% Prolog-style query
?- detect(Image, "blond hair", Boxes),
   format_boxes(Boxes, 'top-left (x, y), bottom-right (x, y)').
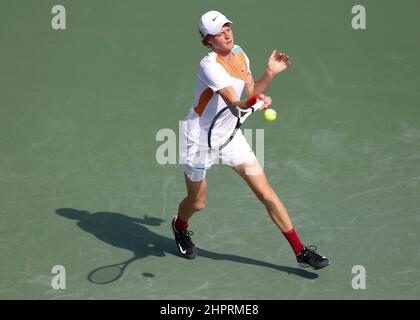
top-left (199, 31), bottom-right (212, 48)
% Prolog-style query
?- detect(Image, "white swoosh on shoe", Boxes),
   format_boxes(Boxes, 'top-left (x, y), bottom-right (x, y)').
top-left (178, 244), bottom-right (187, 254)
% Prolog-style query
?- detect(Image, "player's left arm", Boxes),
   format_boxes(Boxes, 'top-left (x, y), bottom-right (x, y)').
top-left (246, 50), bottom-right (291, 95)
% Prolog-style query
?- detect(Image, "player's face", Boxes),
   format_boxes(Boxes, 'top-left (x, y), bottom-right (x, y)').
top-left (208, 24), bottom-right (234, 53)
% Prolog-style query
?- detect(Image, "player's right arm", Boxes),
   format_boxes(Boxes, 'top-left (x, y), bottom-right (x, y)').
top-left (217, 86), bottom-right (271, 111)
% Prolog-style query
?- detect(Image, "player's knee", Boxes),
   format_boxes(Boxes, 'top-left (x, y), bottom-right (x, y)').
top-left (256, 189), bottom-right (275, 205)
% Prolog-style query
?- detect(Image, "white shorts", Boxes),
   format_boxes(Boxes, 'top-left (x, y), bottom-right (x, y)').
top-left (180, 130), bottom-right (256, 182)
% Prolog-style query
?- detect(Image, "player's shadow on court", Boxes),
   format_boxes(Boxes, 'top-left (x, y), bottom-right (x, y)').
top-left (55, 208), bottom-right (318, 284)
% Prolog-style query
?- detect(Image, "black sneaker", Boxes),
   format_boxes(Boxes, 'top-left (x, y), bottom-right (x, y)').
top-left (171, 217), bottom-right (197, 259)
top-left (296, 246), bottom-right (330, 270)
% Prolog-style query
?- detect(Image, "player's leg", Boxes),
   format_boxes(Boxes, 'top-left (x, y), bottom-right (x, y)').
top-left (232, 159), bottom-right (330, 270)
top-left (232, 160), bottom-right (294, 232)
top-left (172, 167), bottom-right (207, 259)
top-left (178, 173), bottom-right (207, 222)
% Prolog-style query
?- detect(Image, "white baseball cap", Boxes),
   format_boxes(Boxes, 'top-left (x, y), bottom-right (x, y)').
top-left (198, 10), bottom-right (233, 37)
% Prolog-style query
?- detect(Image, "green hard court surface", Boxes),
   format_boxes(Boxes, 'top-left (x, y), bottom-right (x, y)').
top-left (1, 0), bottom-right (419, 299)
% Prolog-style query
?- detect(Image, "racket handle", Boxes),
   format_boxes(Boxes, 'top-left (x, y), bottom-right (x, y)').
top-left (250, 100), bottom-right (264, 112)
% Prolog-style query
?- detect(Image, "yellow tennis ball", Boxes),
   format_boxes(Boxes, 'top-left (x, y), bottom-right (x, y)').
top-left (264, 108), bottom-right (277, 121)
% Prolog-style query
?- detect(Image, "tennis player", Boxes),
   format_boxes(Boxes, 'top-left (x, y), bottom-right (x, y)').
top-left (173, 10), bottom-right (329, 270)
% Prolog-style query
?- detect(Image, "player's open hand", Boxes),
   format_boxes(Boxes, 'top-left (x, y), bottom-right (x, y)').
top-left (267, 50), bottom-right (291, 76)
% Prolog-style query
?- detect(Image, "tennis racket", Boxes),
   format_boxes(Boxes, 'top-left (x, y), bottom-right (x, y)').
top-left (208, 100), bottom-right (264, 150)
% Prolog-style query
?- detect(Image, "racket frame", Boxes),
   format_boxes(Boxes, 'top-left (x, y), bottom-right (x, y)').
top-left (208, 100), bottom-right (264, 150)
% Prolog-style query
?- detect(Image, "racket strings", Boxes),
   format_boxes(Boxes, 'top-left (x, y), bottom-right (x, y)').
top-left (209, 107), bottom-right (240, 150)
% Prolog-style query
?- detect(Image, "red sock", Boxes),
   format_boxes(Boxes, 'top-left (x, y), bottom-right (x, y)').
top-left (175, 216), bottom-right (189, 232)
top-left (282, 228), bottom-right (304, 255)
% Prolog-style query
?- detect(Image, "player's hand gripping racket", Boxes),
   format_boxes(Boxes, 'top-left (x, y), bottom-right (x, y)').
top-left (208, 100), bottom-right (264, 150)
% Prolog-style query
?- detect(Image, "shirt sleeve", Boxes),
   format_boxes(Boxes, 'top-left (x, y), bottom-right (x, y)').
top-left (243, 51), bottom-right (252, 76)
top-left (198, 60), bottom-right (230, 92)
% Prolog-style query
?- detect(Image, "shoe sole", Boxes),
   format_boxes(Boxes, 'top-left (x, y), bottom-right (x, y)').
top-left (171, 217), bottom-right (197, 259)
top-left (298, 261), bottom-right (330, 270)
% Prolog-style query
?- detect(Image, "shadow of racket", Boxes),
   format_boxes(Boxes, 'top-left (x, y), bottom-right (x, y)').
top-left (87, 256), bottom-right (139, 285)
